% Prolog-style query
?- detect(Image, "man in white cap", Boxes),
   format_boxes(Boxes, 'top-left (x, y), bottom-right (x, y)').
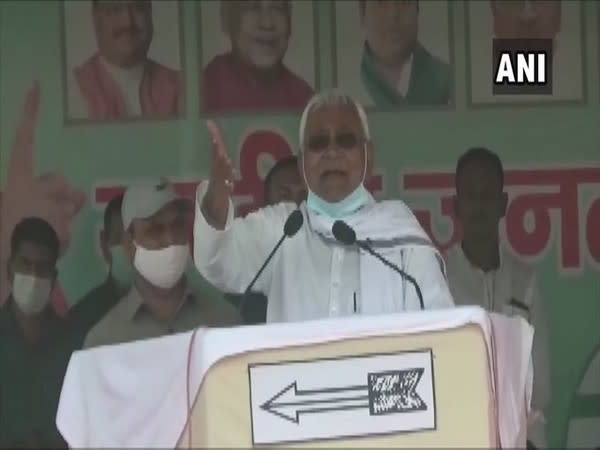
top-left (84, 178), bottom-right (239, 348)
top-left (193, 90), bottom-right (454, 323)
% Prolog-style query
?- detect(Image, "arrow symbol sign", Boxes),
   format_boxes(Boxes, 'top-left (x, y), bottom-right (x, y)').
top-left (249, 350), bottom-right (436, 445)
top-left (260, 369), bottom-right (427, 424)
top-left (260, 381), bottom-right (369, 423)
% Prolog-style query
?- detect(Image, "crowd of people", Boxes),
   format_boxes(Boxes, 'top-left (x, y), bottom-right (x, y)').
top-left (1, 90), bottom-right (549, 448)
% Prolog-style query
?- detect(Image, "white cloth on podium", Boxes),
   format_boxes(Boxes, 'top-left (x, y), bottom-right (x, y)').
top-left (56, 306), bottom-right (533, 449)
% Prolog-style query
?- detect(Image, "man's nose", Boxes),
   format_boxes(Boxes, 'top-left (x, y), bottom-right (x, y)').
top-left (385, 0), bottom-right (410, 18)
top-left (161, 229), bottom-right (178, 247)
top-left (323, 140), bottom-right (344, 158)
top-left (324, 147), bottom-right (340, 160)
top-left (118, 5), bottom-right (137, 27)
top-left (31, 263), bottom-right (49, 278)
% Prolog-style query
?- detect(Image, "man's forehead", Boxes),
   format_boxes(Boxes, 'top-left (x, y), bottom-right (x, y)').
top-left (305, 103), bottom-right (362, 131)
top-left (14, 241), bottom-right (54, 262)
top-left (460, 158), bottom-right (499, 174)
top-left (138, 201), bottom-right (186, 226)
top-left (457, 163), bottom-right (502, 187)
top-left (271, 165), bottom-right (301, 182)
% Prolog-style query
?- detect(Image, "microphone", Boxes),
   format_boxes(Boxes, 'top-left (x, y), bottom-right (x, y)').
top-left (332, 220), bottom-right (424, 310)
top-left (240, 209), bottom-right (304, 306)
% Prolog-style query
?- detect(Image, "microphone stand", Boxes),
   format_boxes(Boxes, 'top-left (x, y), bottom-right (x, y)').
top-left (357, 239), bottom-right (424, 310)
top-left (242, 234), bottom-right (286, 299)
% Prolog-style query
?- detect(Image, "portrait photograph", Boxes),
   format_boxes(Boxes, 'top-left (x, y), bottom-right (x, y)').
top-left (198, 0), bottom-right (318, 115)
top-left (332, 0), bottom-right (454, 110)
top-left (62, 0), bottom-right (184, 124)
top-left (467, 0), bottom-right (585, 106)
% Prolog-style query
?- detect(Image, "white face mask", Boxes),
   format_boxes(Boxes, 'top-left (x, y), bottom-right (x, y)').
top-left (12, 273), bottom-right (52, 315)
top-left (133, 243), bottom-right (189, 289)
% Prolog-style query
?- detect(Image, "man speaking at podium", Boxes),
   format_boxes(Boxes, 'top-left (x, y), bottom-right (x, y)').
top-left (193, 90), bottom-right (454, 322)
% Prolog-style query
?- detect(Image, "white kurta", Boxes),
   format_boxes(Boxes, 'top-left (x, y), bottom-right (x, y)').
top-left (445, 244), bottom-right (551, 447)
top-left (193, 182), bottom-right (454, 323)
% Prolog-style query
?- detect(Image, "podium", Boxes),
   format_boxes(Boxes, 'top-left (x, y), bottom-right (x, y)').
top-left (56, 307), bottom-right (532, 449)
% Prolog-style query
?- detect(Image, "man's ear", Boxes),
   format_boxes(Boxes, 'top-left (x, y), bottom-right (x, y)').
top-left (51, 267), bottom-right (59, 288)
top-left (500, 192), bottom-right (508, 218)
top-left (452, 194), bottom-right (459, 218)
top-left (7, 259), bottom-right (14, 284)
top-left (297, 152), bottom-right (307, 187)
top-left (123, 229), bottom-right (136, 264)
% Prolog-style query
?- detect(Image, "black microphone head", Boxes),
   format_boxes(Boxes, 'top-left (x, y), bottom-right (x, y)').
top-left (332, 220), bottom-right (356, 245)
top-left (283, 209), bottom-right (304, 237)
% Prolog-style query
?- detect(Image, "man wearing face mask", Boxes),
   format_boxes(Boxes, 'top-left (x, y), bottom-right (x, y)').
top-left (0, 218), bottom-right (78, 448)
top-left (69, 194), bottom-right (131, 342)
top-left (84, 178), bottom-right (239, 349)
top-left (194, 90), bottom-right (454, 323)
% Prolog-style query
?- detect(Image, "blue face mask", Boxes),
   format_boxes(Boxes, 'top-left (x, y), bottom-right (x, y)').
top-left (109, 246), bottom-right (134, 290)
top-left (306, 183), bottom-right (370, 219)
top-left (304, 140), bottom-right (370, 219)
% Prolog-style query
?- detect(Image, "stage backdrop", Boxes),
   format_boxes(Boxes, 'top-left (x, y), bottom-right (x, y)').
top-left (1, 1), bottom-right (598, 447)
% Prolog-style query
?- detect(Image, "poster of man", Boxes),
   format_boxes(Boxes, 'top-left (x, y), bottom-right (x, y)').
top-left (199, 0), bottom-right (316, 115)
top-left (62, 0), bottom-right (184, 123)
top-left (333, 0), bottom-right (453, 109)
top-left (467, 0), bottom-right (584, 106)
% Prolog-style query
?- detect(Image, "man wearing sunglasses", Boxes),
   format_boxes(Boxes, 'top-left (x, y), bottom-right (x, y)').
top-left (193, 90), bottom-right (454, 323)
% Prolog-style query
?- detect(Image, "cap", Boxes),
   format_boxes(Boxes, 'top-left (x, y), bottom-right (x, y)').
top-left (121, 177), bottom-right (190, 230)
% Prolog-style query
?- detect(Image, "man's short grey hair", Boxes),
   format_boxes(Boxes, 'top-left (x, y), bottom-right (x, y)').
top-left (298, 90), bottom-right (371, 151)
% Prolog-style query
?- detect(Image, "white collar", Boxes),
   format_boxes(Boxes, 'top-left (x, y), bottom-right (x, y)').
top-left (368, 49), bottom-right (414, 98)
top-left (99, 56), bottom-right (145, 86)
top-left (395, 52), bottom-right (414, 97)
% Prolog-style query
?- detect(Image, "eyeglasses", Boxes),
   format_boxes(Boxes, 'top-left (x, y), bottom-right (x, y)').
top-left (305, 132), bottom-right (362, 153)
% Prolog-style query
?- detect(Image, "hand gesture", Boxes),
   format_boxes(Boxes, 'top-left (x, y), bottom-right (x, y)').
top-left (202, 120), bottom-right (237, 228)
top-left (206, 119), bottom-right (236, 191)
top-left (0, 82), bottom-right (86, 302)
